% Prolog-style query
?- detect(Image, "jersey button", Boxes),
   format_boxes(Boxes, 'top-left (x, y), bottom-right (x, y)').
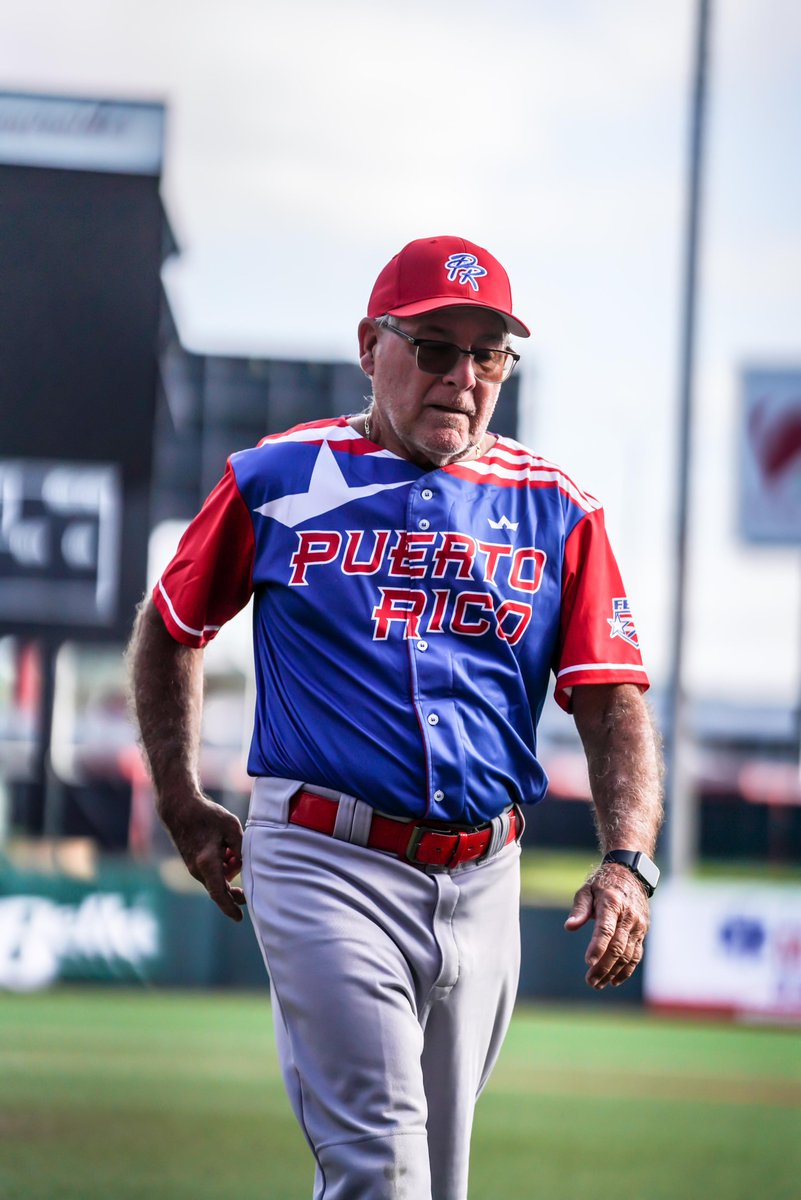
top-left (418, 518), bottom-right (431, 531)
top-left (421, 488), bottom-right (433, 501)
top-left (416, 640), bottom-right (428, 651)
top-left (427, 713), bottom-right (439, 726)
top-left (433, 789), bottom-right (445, 802)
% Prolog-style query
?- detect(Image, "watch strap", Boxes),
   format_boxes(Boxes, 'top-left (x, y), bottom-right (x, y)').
top-left (601, 849), bottom-right (659, 897)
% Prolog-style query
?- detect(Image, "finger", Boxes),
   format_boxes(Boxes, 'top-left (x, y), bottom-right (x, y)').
top-left (608, 933), bottom-right (645, 987)
top-left (223, 846), bottom-right (243, 881)
top-left (607, 958), bottom-right (639, 988)
top-left (590, 942), bottom-right (632, 989)
top-left (208, 879), bottom-right (247, 922)
top-left (223, 819), bottom-right (244, 855)
top-left (584, 902), bottom-right (622, 970)
top-left (195, 848), bottom-right (246, 922)
top-left (564, 884), bottom-right (594, 930)
top-left (602, 954), bottom-right (638, 989)
top-left (590, 913), bottom-right (646, 989)
top-left (586, 907), bottom-right (634, 987)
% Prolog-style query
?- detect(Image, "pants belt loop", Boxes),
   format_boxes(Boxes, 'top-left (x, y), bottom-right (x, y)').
top-left (486, 809), bottom-right (511, 859)
top-left (332, 794), bottom-right (357, 841)
top-left (349, 798), bottom-right (374, 847)
top-left (332, 793), bottom-right (373, 847)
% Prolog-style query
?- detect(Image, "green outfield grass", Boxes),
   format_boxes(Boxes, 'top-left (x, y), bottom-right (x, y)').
top-left (1, 988), bottom-right (799, 1200)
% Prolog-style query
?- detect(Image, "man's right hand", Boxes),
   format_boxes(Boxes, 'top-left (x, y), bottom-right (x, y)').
top-left (162, 792), bottom-right (247, 922)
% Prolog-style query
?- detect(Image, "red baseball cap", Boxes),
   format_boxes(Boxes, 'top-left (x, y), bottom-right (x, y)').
top-left (367, 235), bottom-right (530, 338)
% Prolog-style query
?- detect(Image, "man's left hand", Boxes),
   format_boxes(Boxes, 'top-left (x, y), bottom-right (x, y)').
top-left (564, 862), bottom-right (650, 989)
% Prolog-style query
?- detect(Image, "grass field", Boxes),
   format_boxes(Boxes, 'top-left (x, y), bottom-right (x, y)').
top-left (1, 987), bottom-right (800, 1200)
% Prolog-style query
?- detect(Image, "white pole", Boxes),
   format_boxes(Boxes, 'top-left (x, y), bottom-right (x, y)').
top-left (664, 0), bottom-right (712, 877)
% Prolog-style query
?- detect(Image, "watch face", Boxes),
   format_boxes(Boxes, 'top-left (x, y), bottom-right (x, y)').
top-left (633, 852), bottom-right (660, 892)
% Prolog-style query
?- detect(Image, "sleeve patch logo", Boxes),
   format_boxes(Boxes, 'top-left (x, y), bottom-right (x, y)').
top-left (607, 597), bottom-right (639, 648)
top-left (443, 253), bottom-right (488, 292)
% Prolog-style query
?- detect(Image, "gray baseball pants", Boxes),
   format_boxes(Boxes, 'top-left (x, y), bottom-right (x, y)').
top-left (242, 777), bottom-right (522, 1200)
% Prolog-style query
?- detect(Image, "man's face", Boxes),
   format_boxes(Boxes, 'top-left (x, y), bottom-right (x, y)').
top-left (357, 306), bottom-right (509, 468)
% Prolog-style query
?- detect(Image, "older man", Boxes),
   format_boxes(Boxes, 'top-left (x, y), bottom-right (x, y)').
top-left (129, 235), bottom-right (662, 1200)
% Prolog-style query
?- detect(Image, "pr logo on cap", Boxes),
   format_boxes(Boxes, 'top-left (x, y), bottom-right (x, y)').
top-left (443, 253), bottom-right (488, 292)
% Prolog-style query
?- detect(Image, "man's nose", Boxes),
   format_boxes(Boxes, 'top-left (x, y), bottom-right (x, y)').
top-left (442, 350), bottom-right (477, 388)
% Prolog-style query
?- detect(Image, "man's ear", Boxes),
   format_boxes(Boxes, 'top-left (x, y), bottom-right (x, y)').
top-left (357, 318), bottom-right (378, 377)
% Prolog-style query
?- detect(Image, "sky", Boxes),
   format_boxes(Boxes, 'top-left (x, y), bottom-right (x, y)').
top-left (2, 0), bottom-right (800, 705)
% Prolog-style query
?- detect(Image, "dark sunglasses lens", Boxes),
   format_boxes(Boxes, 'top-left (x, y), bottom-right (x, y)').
top-left (416, 342), bottom-right (512, 381)
top-left (471, 350), bottom-right (509, 382)
top-left (416, 341), bottom-right (461, 375)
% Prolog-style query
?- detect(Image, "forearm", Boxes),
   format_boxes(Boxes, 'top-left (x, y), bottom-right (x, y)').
top-left (127, 598), bottom-right (246, 921)
top-left (127, 597), bottom-right (205, 816)
top-left (566, 684), bottom-right (663, 988)
top-left (572, 683), bottom-right (664, 856)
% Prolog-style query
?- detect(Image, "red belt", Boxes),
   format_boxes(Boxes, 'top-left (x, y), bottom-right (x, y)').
top-left (288, 789), bottom-right (519, 870)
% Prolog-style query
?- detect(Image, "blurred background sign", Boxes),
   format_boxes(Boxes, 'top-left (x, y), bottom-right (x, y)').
top-left (645, 879), bottom-right (801, 1020)
top-left (0, 91), bottom-right (166, 643)
top-left (0, 459), bottom-right (121, 628)
top-left (739, 367), bottom-right (801, 544)
top-left (0, 92), bottom-right (164, 175)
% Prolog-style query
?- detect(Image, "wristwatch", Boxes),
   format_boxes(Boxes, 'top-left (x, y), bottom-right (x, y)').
top-left (601, 849), bottom-right (660, 897)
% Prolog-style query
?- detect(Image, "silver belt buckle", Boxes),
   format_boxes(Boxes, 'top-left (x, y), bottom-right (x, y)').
top-left (404, 824), bottom-right (426, 863)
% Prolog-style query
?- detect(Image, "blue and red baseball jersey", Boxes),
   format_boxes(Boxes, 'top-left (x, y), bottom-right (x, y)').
top-left (154, 418), bottom-right (648, 823)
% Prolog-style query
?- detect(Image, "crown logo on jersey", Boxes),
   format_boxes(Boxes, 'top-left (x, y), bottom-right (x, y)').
top-left (607, 597), bottom-right (639, 648)
top-left (443, 253), bottom-right (488, 292)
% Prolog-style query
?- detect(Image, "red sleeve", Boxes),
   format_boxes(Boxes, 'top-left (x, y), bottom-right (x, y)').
top-left (153, 461), bottom-right (255, 648)
top-left (553, 508), bottom-right (650, 712)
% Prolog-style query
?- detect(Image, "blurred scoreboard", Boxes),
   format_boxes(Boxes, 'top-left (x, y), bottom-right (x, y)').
top-left (0, 93), bottom-right (166, 641)
top-left (0, 459), bottom-right (121, 627)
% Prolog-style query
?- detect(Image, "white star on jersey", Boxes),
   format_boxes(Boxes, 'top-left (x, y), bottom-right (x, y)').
top-left (253, 440), bottom-right (411, 529)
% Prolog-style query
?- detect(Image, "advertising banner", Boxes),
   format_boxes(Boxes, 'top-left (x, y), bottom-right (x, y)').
top-left (0, 92), bottom-right (164, 175)
top-left (740, 368), bottom-right (801, 543)
top-left (0, 869), bottom-right (161, 992)
top-left (644, 880), bottom-right (801, 1021)
top-left (0, 865), bottom-right (266, 992)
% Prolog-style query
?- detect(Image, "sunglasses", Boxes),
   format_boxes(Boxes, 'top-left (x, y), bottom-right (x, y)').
top-left (379, 320), bottom-right (520, 383)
